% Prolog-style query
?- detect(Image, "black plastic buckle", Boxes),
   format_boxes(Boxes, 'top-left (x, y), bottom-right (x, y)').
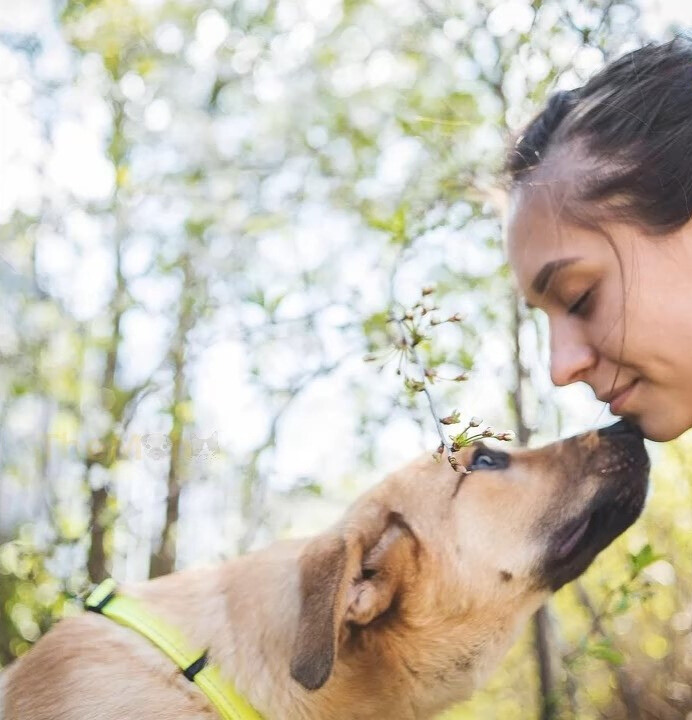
top-left (86, 590), bottom-right (116, 614)
top-left (182, 652), bottom-right (209, 681)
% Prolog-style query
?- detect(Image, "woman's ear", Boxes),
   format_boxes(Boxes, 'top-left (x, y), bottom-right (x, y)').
top-left (289, 510), bottom-right (418, 691)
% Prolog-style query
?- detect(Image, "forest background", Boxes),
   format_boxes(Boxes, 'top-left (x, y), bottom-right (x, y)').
top-left (1, 0), bottom-right (692, 718)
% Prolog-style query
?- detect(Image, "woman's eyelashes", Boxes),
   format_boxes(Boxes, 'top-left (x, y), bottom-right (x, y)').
top-left (567, 287), bottom-right (594, 317)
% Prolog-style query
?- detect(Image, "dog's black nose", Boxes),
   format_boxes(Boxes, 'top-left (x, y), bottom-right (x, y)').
top-left (597, 419), bottom-right (643, 438)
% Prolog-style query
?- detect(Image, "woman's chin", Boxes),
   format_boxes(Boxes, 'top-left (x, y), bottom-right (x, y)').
top-left (637, 411), bottom-right (691, 443)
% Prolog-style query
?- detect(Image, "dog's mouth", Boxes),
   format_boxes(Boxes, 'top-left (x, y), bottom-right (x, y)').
top-left (552, 500), bottom-right (620, 566)
top-left (541, 466), bottom-right (649, 592)
top-left (556, 513), bottom-right (593, 560)
top-left (535, 422), bottom-right (651, 592)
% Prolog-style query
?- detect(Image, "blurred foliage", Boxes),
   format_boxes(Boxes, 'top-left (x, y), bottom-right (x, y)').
top-left (0, 0), bottom-right (689, 718)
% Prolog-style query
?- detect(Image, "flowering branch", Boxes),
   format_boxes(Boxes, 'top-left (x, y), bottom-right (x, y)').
top-left (364, 286), bottom-right (515, 472)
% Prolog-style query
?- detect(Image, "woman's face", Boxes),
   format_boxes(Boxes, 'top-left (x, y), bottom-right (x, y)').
top-left (507, 184), bottom-right (692, 442)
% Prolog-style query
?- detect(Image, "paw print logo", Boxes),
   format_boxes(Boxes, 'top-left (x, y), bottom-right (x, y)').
top-left (142, 433), bottom-right (172, 460)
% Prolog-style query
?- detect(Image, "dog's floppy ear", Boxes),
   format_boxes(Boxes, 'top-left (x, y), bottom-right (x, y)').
top-left (289, 532), bottom-right (357, 691)
top-left (290, 509), bottom-right (418, 691)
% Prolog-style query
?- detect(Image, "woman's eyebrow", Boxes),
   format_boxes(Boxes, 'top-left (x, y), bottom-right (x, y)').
top-left (531, 256), bottom-right (582, 295)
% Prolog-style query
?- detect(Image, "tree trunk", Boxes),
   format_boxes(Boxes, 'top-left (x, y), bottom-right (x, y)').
top-left (86, 104), bottom-right (128, 584)
top-left (149, 254), bottom-right (195, 578)
top-left (534, 606), bottom-right (560, 720)
top-left (509, 291), bottom-right (562, 719)
top-left (87, 485), bottom-right (109, 583)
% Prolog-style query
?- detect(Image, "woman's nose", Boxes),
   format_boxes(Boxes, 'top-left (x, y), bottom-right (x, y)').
top-left (549, 319), bottom-right (597, 386)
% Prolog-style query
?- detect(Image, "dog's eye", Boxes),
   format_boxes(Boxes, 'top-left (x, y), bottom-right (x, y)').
top-left (469, 449), bottom-right (509, 471)
top-left (472, 454), bottom-right (497, 469)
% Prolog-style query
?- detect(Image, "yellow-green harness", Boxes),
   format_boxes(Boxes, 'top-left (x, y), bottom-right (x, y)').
top-left (85, 579), bottom-right (263, 720)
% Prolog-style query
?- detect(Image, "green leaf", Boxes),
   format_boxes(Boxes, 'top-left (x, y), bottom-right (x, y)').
top-left (628, 544), bottom-right (663, 578)
top-left (587, 640), bottom-right (625, 666)
top-left (362, 311), bottom-right (390, 339)
top-left (612, 590), bottom-right (631, 615)
top-left (363, 204), bottom-right (410, 246)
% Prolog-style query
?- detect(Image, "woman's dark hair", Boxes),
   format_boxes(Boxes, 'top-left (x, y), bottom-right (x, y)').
top-left (506, 36), bottom-right (692, 234)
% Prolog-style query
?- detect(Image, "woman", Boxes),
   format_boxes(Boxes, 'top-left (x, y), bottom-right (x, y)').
top-left (505, 37), bottom-right (692, 443)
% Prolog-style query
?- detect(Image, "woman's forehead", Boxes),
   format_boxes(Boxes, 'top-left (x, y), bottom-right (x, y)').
top-left (506, 185), bottom-right (570, 266)
top-left (506, 184), bottom-right (611, 289)
top-left (507, 177), bottom-right (574, 240)
top-left (506, 141), bottom-right (604, 245)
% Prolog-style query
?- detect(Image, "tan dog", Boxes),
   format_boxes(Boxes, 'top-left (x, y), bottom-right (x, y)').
top-left (1, 419), bottom-right (649, 720)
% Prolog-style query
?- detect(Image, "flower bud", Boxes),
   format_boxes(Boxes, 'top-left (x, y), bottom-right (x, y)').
top-left (405, 378), bottom-right (425, 393)
top-left (432, 443), bottom-right (445, 463)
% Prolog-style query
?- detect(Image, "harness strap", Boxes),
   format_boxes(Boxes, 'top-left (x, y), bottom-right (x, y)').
top-left (85, 579), bottom-right (264, 720)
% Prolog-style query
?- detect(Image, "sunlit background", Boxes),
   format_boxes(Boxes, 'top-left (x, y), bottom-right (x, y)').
top-left (2, 0), bottom-right (692, 717)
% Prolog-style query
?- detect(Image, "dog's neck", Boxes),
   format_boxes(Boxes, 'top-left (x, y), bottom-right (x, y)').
top-left (127, 541), bottom-right (542, 720)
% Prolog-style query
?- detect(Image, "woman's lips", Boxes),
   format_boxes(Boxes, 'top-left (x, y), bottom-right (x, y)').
top-left (609, 379), bottom-right (639, 414)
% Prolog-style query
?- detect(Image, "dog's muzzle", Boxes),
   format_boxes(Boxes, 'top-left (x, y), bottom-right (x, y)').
top-left (597, 418), bottom-right (644, 439)
top-left (539, 420), bottom-right (650, 591)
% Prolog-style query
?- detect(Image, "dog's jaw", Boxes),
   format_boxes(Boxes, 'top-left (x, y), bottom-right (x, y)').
top-left (537, 428), bottom-right (650, 592)
top-left (291, 583), bottom-right (551, 720)
top-left (206, 546), bottom-right (542, 720)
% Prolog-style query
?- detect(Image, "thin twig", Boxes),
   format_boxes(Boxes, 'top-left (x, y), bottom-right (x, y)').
top-left (395, 318), bottom-right (450, 453)
top-left (573, 582), bottom-right (643, 720)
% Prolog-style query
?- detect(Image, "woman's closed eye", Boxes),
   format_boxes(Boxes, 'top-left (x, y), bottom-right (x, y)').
top-left (567, 288), bottom-right (594, 316)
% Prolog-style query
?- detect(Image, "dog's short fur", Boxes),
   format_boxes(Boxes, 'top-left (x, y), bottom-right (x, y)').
top-left (1, 421), bottom-right (649, 720)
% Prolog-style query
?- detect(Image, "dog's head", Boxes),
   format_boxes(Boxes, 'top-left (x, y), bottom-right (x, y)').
top-left (290, 419), bottom-right (649, 706)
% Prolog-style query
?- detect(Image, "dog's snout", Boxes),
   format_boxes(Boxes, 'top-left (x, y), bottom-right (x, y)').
top-left (597, 419), bottom-right (643, 438)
